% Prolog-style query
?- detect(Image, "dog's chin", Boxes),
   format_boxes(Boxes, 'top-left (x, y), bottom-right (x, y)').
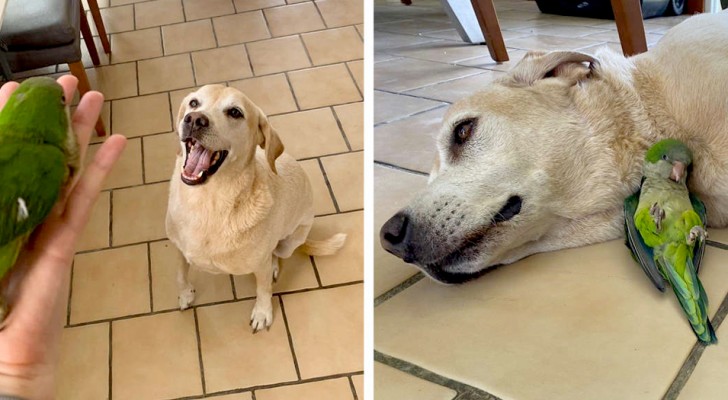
top-left (180, 138), bottom-right (229, 186)
top-left (418, 250), bottom-right (499, 284)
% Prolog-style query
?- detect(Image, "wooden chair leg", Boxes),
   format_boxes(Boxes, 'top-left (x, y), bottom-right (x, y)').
top-left (610, 0), bottom-right (647, 56)
top-left (87, 0), bottom-right (111, 54)
top-left (469, 0), bottom-right (509, 62)
top-left (79, 3), bottom-right (101, 66)
top-left (68, 62), bottom-right (106, 137)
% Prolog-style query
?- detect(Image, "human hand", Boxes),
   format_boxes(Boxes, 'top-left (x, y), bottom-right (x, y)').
top-left (0, 75), bottom-right (127, 399)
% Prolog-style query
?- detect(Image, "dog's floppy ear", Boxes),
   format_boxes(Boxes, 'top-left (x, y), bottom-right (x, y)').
top-left (257, 111), bottom-right (284, 174)
top-left (509, 50), bottom-right (599, 86)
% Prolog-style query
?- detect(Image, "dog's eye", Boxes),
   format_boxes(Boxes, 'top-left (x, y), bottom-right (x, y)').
top-left (226, 107), bottom-right (244, 119)
top-left (189, 99), bottom-right (199, 108)
top-left (453, 119), bottom-right (475, 145)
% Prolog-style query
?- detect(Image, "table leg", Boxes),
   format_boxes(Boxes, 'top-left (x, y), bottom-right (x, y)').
top-left (610, 0), bottom-right (648, 56)
top-left (469, 0), bottom-right (509, 62)
top-left (79, 3), bottom-right (101, 66)
top-left (87, 0), bottom-right (111, 54)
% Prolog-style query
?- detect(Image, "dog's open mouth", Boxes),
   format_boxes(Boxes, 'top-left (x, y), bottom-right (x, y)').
top-left (181, 138), bottom-right (228, 185)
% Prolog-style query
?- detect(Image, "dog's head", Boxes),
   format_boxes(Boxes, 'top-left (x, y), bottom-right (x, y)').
top-left (175, 85), bottom-right (284, 186)
top-left (380, 50), bottom-right (624, 283)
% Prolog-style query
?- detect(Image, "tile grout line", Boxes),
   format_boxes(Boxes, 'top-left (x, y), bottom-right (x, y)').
top-left (347, 375), bottom-right (359, 400)
top-left (311, 0), bottom-right (329, 30)
top-left (229, 274), bottom-right (238, 299)
top-left (192, 307), bottom-right (208, 395)
top-left (283, 72), bottom-right (301, 112)
top-left (66, 261), bottom-right (75, 326)
top-left (140, 134), bottom-right (147, 183)
top-left (330, 106), bottom-right (353, 152)
top-left (662, 289), bottom-right (728, 399)
top-left (317, 158), bottom-right (341, 214)
top-left (108, 190), bottom-right (114, 248)
top-left (374, 272), bottom-right (424, 307)
top-left (108, 321), bottom-right (113, 400)
top-left (278, 296), bottom-right (302, 381)
top-left (309, 256), bottom-right (323, 288)
top-left (375, 350), bottom-right (502, 400)
top-left (373, 160), bottom-right (429, 177)
top-left (65, 280), bottom-right (364, 328)
top-left (146, 242), bottom-right (154, 312)
top-left (343, 61), bottom-right (364, 100)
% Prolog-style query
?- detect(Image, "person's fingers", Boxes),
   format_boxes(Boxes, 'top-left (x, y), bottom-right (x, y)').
top-left (71, 91), bottom-right (104, 166)
top-left (56, 75), bottom-right (78, 107)
top-left (62, 135), bottom-right (127, 233)
top-left (0, 81), bottom-right (19, 109)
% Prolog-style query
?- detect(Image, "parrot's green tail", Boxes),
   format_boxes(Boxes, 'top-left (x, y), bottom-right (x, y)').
top-left (0, 236), bottom-right (25, 281)
top-left (663, 252), bottom-right (717, 345)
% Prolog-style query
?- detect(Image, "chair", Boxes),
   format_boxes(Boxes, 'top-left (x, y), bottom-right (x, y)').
top-left (0, 0), bottom-right (108, 136)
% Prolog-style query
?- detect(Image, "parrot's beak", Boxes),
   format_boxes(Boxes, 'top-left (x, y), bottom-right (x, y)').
top-left (670, 161), bottom-right (686, 182)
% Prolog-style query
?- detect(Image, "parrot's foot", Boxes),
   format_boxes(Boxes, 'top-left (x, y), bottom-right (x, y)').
top-left (178, 286), bottom-right (196, 311)
top-left (688, 226), bottom-right (708, 245)
top-left (650, 203), bottom-right (665, 231)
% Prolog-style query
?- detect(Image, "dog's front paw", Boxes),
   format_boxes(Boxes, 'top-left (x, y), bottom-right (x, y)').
top-left (179, 286), bottom-right (196, 310)
top-left (250, 301), bottom-right (273, 333)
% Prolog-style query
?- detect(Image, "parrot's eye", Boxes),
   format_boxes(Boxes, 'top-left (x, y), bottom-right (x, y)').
top-left (662, 154), bottom-right (668, 160)
top-left (226, 107), bottom-right (244, 119)
top-left (61, 95), bottom-right (66, 104)
top-left (189, 99), bottom-right (199, 108)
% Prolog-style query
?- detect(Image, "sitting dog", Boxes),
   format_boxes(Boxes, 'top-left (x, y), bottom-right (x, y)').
top-left (381, 11), bottom-right (728, 283)
top-left (166, 85), bottom-right (346, 331)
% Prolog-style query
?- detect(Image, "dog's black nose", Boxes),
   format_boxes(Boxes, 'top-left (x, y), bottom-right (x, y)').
top-left (380, 211), bottom-right (413, 261)
top-left (184, 111), bottom-right (209, 129)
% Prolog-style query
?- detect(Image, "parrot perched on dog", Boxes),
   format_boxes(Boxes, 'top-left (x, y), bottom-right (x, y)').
top-left (0, 77), bottom-right (77, 323)
top-left (624, 139), bottom-right (716, 344)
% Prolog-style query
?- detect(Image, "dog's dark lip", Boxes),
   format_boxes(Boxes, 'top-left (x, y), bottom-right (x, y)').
top-left (180, 138), bottom-right (229, 186)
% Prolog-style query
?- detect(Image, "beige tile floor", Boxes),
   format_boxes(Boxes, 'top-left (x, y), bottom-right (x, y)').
top-left (14, 0), bottom-right (363, 398)
top-left (373, 1), bottom-right (727, 399)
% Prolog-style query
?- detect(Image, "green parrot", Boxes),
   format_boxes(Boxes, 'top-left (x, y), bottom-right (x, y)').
top-left (0, 77), bottom-right (78, 323)
top-left (624, 139), bottom-right (716, 345)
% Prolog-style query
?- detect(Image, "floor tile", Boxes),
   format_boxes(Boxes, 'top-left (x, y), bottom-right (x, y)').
top-left (191, 44), bottom-right (253, 85)
top-left (321, 152), bottom-right (362, 212)
top-left (269, 108), bottom-right (348, 159)
top-left (387, 41), bottom-right (497, 64)
top-left (308, 211), bottom-right (363, 285)
top-left (405, 71), bottom-right (503, 103)
top-left (205, 394), bottom-right (253, 400)
top-left (247, 35), bottom-right (312, 76)
top-left (110, 0), bottom-right (146, 5)
top-left (138, 54), bottom-right (196, 94)
top-left (233, 0), bottom-right (284, 11)
top-left (162, 19), bottom-right (217, 55)
top-left (282, 284), bottom-right (363, 378)
top-left (375, 241), bottom-right (728, 400)
top-left (86, 137), bottom-right (143, 190)
top-left (196, 300), bottom-right (298, 392)
top-left (150, 240), bottom-right (235, 311)
top-left (373, 31), bottom-right (442, 52)
top-left (85, 62), bottom-right (138, 100)
top-left (373, 106), bottom-right (446, 173)
top-left (112, 93), bottom-right (172, 137)
top-left (375, 57), bottom-right (482, 92)
top-left (373, 91), bottom-right (444, 125)
top-left (373, 166), bottom-right (426, 296)
top-left (228, 74), bottom-right (298, 116)
top-left (347, 60), bottom-right (363, 92)
top-left (581, 30), bottom-right (665, 46)
top-left (233, 249), bottom-right (319, 298)
top-left (212, 11), bottom-right (271, 47)
top-left (456, 48), bottom-right (529, 72)
top-left (288, 64), bottom-right (362, 110)
top-left (83, 0), bottom-right (110, 9)
top-left (376, 19), bottom-right (453, 36)
top-left (302, 26), bottom-right (363, 65)
top-left (134, 0), bottom-right (185, 29)
top-left (315, 0), bottom-right (363, 27)
top-left (71, 245), bottom-right (150, 324)
top-left (375, 363), bottom-right (456, 400)
top-left (256, 378), bottom-right (355, 400)
top-left (333, 102), bottom-right (363, 150)
top-left (264, 2), bottom-right (325, 37)
top-left (511, 24), bottom-right (608, 38)
top-left (112, 182), bottom-right (169, 245)
top-left (506, 34), bottom-right (605, 51)
top-left (707, 229), bottom-right (728, 244)
top-left (352, 374), bottom-right (363, 399)
top-left (110, 28), bottom-right (164, 63)
top-left (112, 312), bottom-right (203, 399)
top-left (183, 0), bottom-right (235, 20)
top-left (87, 5), bottom-right (134, 35)
top-left (143, 132), bottom-right (179, 183)
top-left (299, 159), bottom-right (337, 215)
top-left (679, 318), bottom-right (728, 399)
top-left (56, 324), bottom-right (109, 400)
top-left (76, 191), bottom-right (110, 252)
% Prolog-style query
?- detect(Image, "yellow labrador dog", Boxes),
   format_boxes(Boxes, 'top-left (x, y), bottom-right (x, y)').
top-left (167, 85), bottom-right (346, 332)
top-left (381, 11), bottom-right (728, 283)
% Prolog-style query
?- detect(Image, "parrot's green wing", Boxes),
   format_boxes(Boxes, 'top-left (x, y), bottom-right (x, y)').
top-left (624, 191), bottom-right (666, 292)
top-left (689, 193), bottom-right (707, 275)
top-left (0, 142), bottom-right (67, 274)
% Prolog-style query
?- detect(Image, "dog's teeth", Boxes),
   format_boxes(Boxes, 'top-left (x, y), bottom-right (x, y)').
top-left (197, 171), bottom-right (204, 178)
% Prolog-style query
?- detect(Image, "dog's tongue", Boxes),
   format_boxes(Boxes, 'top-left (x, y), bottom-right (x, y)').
top-left (184, 143), bottom-right (213, 176)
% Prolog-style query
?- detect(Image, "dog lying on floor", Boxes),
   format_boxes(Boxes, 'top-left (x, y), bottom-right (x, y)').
top-left (381, 11), bottom-right (728, 284)
top-left (166, 85), bottom-right (346, 331)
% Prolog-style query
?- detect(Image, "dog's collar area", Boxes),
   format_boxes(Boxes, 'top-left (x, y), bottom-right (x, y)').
top-left (181, 138), bottom-right (228, 186)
